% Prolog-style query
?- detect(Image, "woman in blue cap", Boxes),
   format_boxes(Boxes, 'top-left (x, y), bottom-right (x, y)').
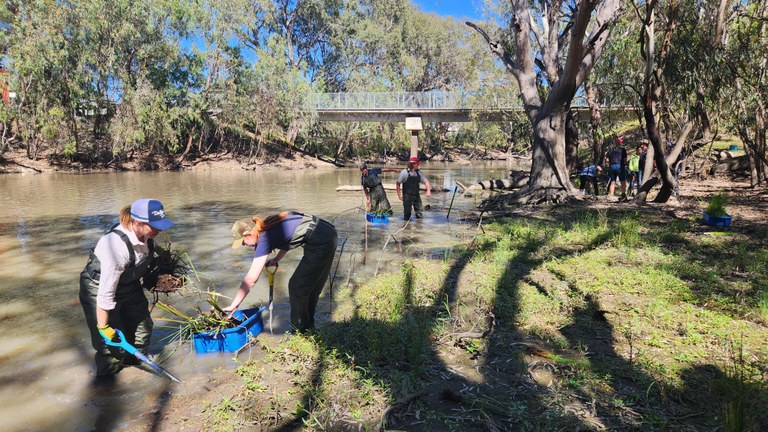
top-left (79, 198), bottom-right (175, 379)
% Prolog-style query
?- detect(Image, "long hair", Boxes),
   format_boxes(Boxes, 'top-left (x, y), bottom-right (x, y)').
top-left (248, 211), bottom-right (290, 244)
top-left (119, 206), bottom-right (133, 228)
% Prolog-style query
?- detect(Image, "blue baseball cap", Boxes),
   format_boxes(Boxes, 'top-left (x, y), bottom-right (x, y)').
top-left (130, 199), bottom-right (175, 230)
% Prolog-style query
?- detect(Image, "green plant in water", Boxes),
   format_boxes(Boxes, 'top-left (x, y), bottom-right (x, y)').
top-left (706, 193), bottom-right (729, 217)
top-left (370, 208), bottom-right (392, 216)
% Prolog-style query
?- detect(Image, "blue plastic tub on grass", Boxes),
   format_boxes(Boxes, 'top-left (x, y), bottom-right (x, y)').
top-left (365, 212), bottom-right (390, 224)
top-left (193, 306), bottom-right (265, 353)
top-left (702, 210), bottom-right (732, 227)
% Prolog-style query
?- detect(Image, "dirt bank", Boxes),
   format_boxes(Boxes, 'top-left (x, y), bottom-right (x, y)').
top-left (0, 145), bottom-right (513, 174)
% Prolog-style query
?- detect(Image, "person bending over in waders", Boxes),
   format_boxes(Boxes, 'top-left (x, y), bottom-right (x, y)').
top-left (396, 157), bottom-right (432, 220)
top-left (79, 199), bottom-right (175, 381)
top-left (359, 162), bottom-right (398, 215)
top-left (226, 212), bottom-right (338, 333)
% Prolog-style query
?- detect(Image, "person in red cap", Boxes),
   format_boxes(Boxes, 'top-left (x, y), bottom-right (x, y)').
top-left (79, 199), bottom-right (175, 380)
top-left (396, 157), bottom-right (432, 220)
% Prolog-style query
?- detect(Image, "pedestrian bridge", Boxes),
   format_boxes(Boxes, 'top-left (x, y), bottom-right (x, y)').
top-left (309, 91), bottom-right (635, 123)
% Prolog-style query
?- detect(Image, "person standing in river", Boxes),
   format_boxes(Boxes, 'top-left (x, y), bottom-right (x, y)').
top-left (226, 211), bottom-right (338, 333)
top-left (79, 199), bottom-right (175, 379)
top-left (360, 162), bottom-right (398, 215)
top-left (396, 157), bottom-right (432, 220)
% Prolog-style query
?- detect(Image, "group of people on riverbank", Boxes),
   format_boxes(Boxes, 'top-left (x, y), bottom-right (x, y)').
top-left (80, 157), bottom-right (433, 380)
top-left (579, 138), bottom-right (649, 199)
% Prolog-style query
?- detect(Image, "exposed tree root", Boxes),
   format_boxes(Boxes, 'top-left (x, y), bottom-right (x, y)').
top-left (479, 186), bottom-right (577, 210)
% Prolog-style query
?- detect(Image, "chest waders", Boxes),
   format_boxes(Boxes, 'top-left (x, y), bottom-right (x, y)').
top-left (402, 170), bottom-right (423, 220)
top-left (79, 225), bottom-right (155, 376)
top-left (362, 174), bottom-right (392, 214)
top-left (284, 215), bottom-right (338, 333)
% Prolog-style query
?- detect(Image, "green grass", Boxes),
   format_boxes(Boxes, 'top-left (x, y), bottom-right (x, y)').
top-left (211, 208), bottom-right (768, 431)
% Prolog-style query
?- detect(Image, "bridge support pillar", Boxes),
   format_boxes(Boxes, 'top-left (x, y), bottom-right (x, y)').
top-left (405, 116), bottom-right (423, 159)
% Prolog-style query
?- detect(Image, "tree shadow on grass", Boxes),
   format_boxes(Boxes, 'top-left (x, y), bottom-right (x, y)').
top-left (275, 213), bottom-right (629, 430)
top-left (266, 207), bottom-right (768, 431)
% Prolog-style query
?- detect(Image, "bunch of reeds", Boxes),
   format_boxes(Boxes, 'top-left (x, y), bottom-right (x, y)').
top-left (147, 237), bottom-right (199, 296)
top-left (155, 296), bottom-right (242, 343)
top-left (153, 241), bottom-right (191, 278)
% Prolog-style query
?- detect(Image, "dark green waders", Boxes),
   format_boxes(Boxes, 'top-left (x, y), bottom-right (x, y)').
top-left (401, 170), bottom-right (423, 220)
top-left (79, 227), bottom-right (154, 376)
top-left (287, 217), bottom-right (338, 332)
top-left (362, 175), bottom-right (393, 215)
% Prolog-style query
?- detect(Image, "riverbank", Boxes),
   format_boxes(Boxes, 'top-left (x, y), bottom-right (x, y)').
top-left (0, 145), bottom-right (514, 174)
top-left (130, 177), bottom-right (767, 431)
top-left (0, 147), bottom-right (340, 174)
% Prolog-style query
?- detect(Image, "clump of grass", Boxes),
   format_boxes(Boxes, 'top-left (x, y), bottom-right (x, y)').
top-left (706, 193), bottom-right (729, 217)
top-left (613, 215), bottom-right (643, 249)
top-left (756, 290), bottom-right (768, 324)
top-left (717, 339), bottom-right (768, 432)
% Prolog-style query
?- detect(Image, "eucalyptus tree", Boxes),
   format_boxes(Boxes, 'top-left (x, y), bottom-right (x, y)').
top-left (91, 0), bottom-right (195, 161)
top-left (174, 0), bottom-right (255, 162)
top-left (468, 0), bottom-right (622, 204)
top-left (236, 0), bottom-right (342, 144)
top-left (2, 0), bottom-right (90, 159)
top-left (724, 0), bottom-right (768, 187)
top-left (320, 0), bottom-right (499, 159)
top-left (1, 0), bottom-right (194, 162)
top-left (586, 14), bottom-right (640, 164)
top-left (631, 0), bottom-right (734, 203)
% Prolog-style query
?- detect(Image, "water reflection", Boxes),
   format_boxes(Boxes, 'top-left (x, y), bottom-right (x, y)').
top-left (0, 161), bottom-right (516, 431)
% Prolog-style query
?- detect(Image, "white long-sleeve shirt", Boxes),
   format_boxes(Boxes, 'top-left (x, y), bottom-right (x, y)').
top-left (93, 225), bottom-right (150, 310)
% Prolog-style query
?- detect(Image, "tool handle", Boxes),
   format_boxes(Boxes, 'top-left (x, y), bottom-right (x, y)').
top-left (102, 328), bottom-right (137, 355)
top-left (266, 262), bottom-right (278, 285)
top-left (103, 329), bottom-right (181, 382)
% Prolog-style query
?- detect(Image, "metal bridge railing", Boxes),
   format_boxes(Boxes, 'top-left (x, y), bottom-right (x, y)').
top-left (310, 91), bottom-right (593, 111)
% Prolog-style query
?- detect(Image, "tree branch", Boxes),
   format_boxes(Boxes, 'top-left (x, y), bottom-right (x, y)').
top-left (465, 21), bottom-right (518, 73)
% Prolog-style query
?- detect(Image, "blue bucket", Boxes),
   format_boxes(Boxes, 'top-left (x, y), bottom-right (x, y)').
top-left (365, 212), bottom-right (390, 224)
top-left (192, 306), bottom-right (265, 353)
top-left (702, 211), bottom-right (731, 227)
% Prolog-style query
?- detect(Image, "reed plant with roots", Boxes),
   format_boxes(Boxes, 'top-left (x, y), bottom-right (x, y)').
top-left (155, 295), bottom-right (243, 344)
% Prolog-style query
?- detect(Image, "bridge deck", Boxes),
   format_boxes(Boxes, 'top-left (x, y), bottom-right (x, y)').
top-left (310, 92), bottom-right (636, 122)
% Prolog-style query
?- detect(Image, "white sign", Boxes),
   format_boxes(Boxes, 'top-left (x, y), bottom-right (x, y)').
top-left (405, 116), bottom-right (423, 131)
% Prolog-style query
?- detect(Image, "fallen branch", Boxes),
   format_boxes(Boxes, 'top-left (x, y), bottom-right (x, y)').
top-left (380, 391), bottom-right (425, 431)
top-left (12, 160), bottom-right (42, 172)
top-left (446, 310), bottom-right (495, 343)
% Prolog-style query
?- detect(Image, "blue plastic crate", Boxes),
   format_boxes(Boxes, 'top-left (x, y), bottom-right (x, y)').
top-left (365, 212), bottom-right (390, 224)
top-left (702, 210), bottom-right (731, 227)
top-left (192, 306), bottom-right (265, 353)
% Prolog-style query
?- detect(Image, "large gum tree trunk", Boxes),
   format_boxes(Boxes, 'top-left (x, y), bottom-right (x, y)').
top-left (468, 0), bottom-right (620, 206)
top-left (517, 109), bottom-right (575, 204)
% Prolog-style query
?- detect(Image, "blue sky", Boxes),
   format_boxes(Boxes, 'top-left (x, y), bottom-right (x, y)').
top-left (411, 0), bottom-right (483, 21)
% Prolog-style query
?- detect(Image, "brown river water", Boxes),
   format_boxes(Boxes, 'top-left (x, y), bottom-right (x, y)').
top-left (0, 161), bottom-right (514, 431)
